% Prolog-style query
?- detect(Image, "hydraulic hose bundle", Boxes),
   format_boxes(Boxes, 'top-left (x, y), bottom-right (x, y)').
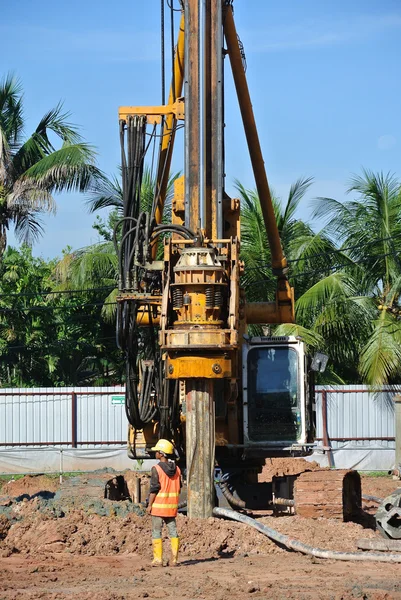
top-left (116, 115), bottom-right (160, 430)
top-left (115, 115), bottom-right (194, 436)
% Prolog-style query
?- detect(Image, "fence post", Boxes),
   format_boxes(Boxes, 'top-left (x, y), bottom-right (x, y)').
top-left (71, 392), bottom-right (77, 448)
top-left (395, 394), bottom-right (401, 478)
top-left (322, 390), bottom-right (335, 468)
top-left (59, 449), bottom-right (64, 484)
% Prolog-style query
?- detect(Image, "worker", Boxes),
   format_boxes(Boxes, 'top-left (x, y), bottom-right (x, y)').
top-left (147, 439), bottom-right (181, 567)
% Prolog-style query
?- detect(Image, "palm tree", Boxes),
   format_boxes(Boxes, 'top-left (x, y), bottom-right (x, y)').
top-left (238, 177), bottom-right (358, 381)
top-left (238, 177), bottom-right (342, 300)
top-left (311, 170), bottom-right (401, 386)
top-left (0, 74), bottom-right (102, 254)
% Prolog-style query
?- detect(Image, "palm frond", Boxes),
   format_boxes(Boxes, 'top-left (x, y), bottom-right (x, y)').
top-left (7, 179), bottom-right (56, 213)
top-left (274, 323), bottom-right (324, 348)
top-left (87, 173), bottom-right (123, 212)
top-left (21, 142), bottom-right (103, 193)
top-left (0, 73), bottom-right (24, 146)
top-left (13, 211), bottom-right (45, 246)
top-left (101, 288), bottom-right (118, 323)
top-left (0, 125), bottom-right (10, 182)
top-left (296, 272), bottom-right (356, 320)
top-left (35, 102), bottom-right (82, 146)
top-left (66, 241), bottom-right (117, 288)
top-left (359, 309), bottom-right (401, 386)
top-left (282, 176), bottom-right (313, 226)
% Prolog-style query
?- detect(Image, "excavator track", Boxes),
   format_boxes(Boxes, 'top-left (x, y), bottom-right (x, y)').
top-left (294, 469), bottom-right (362, 520)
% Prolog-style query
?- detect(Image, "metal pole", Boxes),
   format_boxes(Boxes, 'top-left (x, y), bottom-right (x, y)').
top-left (321, 390), bottom-right (334, 468)
top-left (59, 448), bottom-right (63, 485)
top-left (71, 392), bottom-right (77, 448)
top-left (395, 394), bottom-right (401, 478)
top-left (154, 12), bottom-right (186, 229)
top-left (211, 0), bottom-right (224, 240)
top-left (186, 379), bottom-right (215, 518)
top-left (184, 0), bottom-right (200, 232)
top-left (199, 0), bottom-right (207, 229)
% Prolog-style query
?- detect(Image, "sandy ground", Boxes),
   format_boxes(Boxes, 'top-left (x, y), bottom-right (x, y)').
top-left (1, 551), bottom-right (401, 600)
top-left (0, 470), bottom-right (400, 600)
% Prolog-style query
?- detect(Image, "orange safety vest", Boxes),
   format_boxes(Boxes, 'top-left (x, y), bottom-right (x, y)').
top-left (151, 463), bottom-right (181, 518)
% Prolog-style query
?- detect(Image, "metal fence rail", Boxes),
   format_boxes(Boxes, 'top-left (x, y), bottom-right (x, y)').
top-left (316, 386), bottom-right (396, 447)
top-left (0, 387), bottom-right (126, 449)
top-left (0, 385), bottom-right (398, 472)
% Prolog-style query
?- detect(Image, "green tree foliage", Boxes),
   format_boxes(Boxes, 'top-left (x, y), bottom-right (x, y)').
top-left (0, 74), bottom-right (102, 254)
top-left (240, 170), bottom-right (401, 385)
top-left (3, 166), bottom-right (400, 388)
top-left (0, 245), bottom-right (123, 386)
top-left (311, 170), bottom-right (401, 386)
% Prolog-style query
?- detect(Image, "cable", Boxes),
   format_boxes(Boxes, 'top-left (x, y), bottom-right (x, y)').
top-left (170, 0), bottom-right (176, 102)
top-left (244, 231), bottom-right (401, 272)
top-left (161, 0), bottom-right (166, 106)
top-left (245, 250), bottom-right (397, 284)
top-left (151, 121), bottom-right (179, 221)
top-left (167, 0), bottom-right (182, 11)
top-left (1, 336), bottom-right (117, 353)
top-left (145, 124), bottom-right (184, 139)
top-left (0, 286), bottom-right (115, 299)
top-left (0, 301), bottom-right (118, 314)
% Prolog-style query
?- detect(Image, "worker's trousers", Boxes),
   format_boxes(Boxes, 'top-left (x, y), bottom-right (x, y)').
top-left (151, 516), bottom-right (178, 539)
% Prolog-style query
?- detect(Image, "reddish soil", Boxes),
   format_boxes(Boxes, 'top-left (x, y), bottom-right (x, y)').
top-left (1, 475), bottom-right (59, 498)
top-left (361, 475), bottom-right (401, 499)
top-left (259, 458), bottom-right (322, 482)
top-left (0, 472), bottom-right (400, 599)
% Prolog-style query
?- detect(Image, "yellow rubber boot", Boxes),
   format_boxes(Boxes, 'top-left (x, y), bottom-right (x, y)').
top-left (151, 538), bottom-right (163, 567)
top-left (170, 537), bottom-right (179, 567)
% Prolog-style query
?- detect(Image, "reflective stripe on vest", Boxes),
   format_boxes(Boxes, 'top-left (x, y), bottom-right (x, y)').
top-left (151, 463), bottom-right (181, 518)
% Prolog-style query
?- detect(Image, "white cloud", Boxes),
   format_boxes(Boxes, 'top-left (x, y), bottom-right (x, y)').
top-left (377, 135), bottom-right (397, 151)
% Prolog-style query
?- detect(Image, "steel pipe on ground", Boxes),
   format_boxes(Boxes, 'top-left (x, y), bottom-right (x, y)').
top-left (213, 507), bottom-right (401, 563)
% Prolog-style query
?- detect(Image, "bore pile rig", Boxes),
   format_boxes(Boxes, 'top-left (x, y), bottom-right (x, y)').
top-left (115, 0), bottom-right (355, 520)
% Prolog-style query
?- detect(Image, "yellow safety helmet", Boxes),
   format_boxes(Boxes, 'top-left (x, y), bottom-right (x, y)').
top-left (151, 439), bottom-right (174, 456)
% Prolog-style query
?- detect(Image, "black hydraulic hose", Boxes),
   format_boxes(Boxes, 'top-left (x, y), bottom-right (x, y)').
top-left (150, 227), bottom-right (195, 245)
top-left (218, 481), bottom-right (246, 509)
top-left (213, 507), bottom-right (401, 563)
top-left (153, 223), bottom-right (195, 236)
top-left (128, 212), bottom-right (147, 273)
top-left (119, 225), bottom-right (137, 279)
top-left (113, 217), bottom-right (137, 256)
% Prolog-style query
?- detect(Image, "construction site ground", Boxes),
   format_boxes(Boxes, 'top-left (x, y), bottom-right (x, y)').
top-left (0, 464), bottom-right (400, 600)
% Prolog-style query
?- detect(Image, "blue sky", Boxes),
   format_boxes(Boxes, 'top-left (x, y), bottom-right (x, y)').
top-left (2, 0), bottom-right (401, 259)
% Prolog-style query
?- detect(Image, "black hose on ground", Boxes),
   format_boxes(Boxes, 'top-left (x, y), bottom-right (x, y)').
top-left (213, 507), bottom-right (401, 563)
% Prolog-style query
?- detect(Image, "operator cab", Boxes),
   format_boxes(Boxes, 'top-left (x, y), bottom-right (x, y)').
top-left (242, 336), bottom-right (316, 454)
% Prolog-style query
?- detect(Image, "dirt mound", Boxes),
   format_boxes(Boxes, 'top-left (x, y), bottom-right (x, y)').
top-left (361, 475), bottom-right (401, 500)
top-left (0, 504), bottom-right (378, 560)
top-left (0, 472), bottom-right (392, 562)
top-left (1, 475), bottom-right (59, 498)
top-left (259, 458), bottom-right (323, 482)
top-left (0, 510), bottom-right (272, 558)
top-left (0, 514), bottom-right (11, 541)
top-left (0, 473), bottom-right (399, 600)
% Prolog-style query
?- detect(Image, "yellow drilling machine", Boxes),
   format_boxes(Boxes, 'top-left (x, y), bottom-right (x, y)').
top-left (114, 0), bottom-right (361, 520)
